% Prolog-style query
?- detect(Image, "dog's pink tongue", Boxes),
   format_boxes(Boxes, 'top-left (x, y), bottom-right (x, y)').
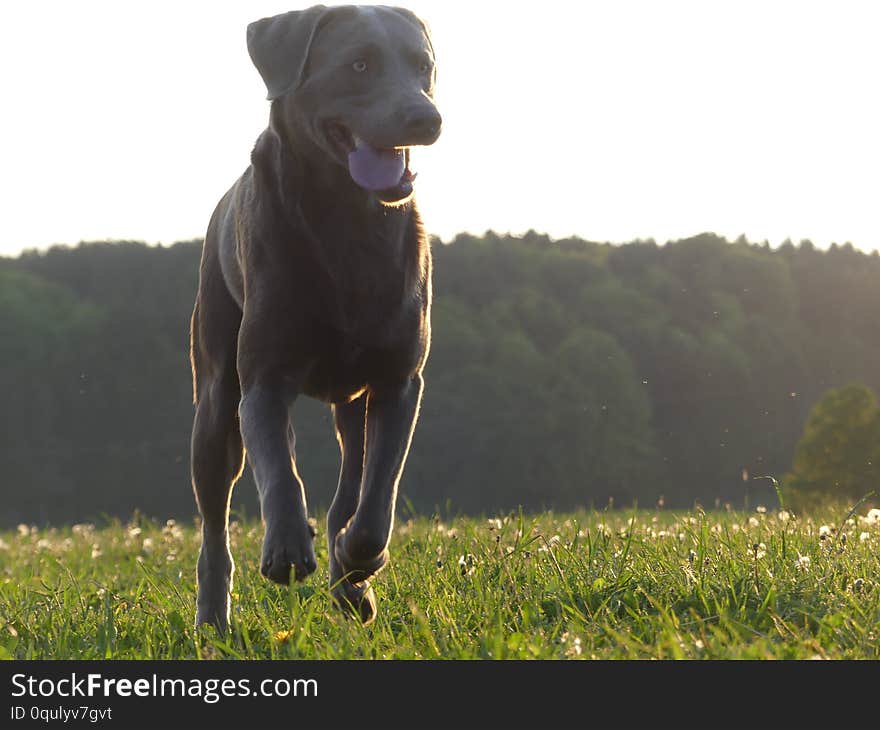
top-left (348, 141), bottom-right (405, 191)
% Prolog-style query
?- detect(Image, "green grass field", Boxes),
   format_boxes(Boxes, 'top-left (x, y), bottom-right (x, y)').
top-left (1, 503), bottom-right (879, 659)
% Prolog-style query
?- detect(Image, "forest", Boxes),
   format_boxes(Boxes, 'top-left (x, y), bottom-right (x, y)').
top-left (2, 231), bottom-right (878, 526)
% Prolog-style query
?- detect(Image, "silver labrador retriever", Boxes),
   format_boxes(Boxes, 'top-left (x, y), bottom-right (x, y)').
top-left (190, 4), bottom-right (441, 632)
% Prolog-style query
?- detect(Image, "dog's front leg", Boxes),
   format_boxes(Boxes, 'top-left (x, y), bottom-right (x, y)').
top-left (335, 374), bottom-right (423, 587)
top-left (239, 382), bottom-right (317, 584)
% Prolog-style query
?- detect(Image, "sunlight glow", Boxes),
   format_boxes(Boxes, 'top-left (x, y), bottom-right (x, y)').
top-left (1, 0), bottom-right (878, 255)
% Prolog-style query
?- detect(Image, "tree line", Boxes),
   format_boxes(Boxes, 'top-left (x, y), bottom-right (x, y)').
top-left (1, 231), bottom-right (878, 526)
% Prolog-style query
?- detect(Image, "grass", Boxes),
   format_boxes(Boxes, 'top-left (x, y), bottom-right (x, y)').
top-left (1, 503), bottom-right (879, 659)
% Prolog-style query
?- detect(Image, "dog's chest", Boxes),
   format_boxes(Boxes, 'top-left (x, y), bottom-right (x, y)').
top-left (269, 200), bottom-right (426, 401)
top-left (301, 259), bottom-right (422, 403)
top-left (312, 220), bottom-right (412, 334)
top-left (317, 262), bottom-right (415, 354)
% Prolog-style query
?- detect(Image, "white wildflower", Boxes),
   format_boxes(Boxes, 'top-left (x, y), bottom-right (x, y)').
top-left (434, 523), bottom-right (457, 539)
top-left (777, 510), bottom-right (790, 523)
top-left (756, 505), bottom-right (767, 514)
top-left (163, 520), bottom-right (184, 541)
top-left (796, 555), bottom-right (811, 571)
top-left (860, 532), bottom-right (870, 542)
top-left (458, 554), bottom-right (476, 577)
top-left (560, 631), bottom-right (583, 658)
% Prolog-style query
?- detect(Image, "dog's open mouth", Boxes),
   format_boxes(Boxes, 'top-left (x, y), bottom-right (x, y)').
top-left (326, 123), bottom-right (416, 203)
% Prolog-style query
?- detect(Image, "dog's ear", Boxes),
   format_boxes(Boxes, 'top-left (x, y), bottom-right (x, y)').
top-left (389, 7), bottom-right (437, 81)
top-left (246, 5), bottom-right (329, 101)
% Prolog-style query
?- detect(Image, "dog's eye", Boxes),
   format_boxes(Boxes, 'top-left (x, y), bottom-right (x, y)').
top-left (419, 61), bottom-right (432, 75)
top-left (352, 60), bottom-right (368, 73)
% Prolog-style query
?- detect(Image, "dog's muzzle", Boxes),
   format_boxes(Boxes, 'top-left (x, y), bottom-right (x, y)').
top-left (325, 110), bottom-right (441, 203)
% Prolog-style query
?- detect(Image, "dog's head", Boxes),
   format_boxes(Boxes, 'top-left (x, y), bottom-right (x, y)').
top-left (247, 4), bottom-right (441, 205)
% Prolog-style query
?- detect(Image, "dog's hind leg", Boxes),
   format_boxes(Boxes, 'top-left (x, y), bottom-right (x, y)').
top-left (190, 292), bottom-right (244, 633)
top-left (326, 394), bottom-right (376, 623)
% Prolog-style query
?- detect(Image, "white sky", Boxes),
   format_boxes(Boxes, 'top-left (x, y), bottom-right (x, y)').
top-left (1, 0), bottom-right (878, 256)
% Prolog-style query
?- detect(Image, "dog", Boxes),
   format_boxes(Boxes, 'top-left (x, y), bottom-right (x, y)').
top-left (189, 4), bottom-right (441, 632)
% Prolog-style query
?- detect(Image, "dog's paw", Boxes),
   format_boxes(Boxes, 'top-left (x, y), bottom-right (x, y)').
top-left (196, 546), bottom-right (233, 633)
top-left (331, 579), bottom-right (377, 625)
top-left (334, 526), bottom-right (389, 582)
top-left (260, 522), bottom-right (317, 585)
top-left (195, 605), bottom-right (229, 634)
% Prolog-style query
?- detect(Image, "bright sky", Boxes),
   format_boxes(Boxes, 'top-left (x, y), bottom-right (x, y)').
top-left (2, 0), bottom-right (879, 256)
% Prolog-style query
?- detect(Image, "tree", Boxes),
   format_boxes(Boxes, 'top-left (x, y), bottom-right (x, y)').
top-left (6, 231), bottom-right (880, 524)
top-left (784, 384), bottom-right (880, 505)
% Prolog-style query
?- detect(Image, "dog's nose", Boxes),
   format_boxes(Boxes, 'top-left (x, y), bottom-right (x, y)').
top-left (404, 107), bottom-right (442, 143)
